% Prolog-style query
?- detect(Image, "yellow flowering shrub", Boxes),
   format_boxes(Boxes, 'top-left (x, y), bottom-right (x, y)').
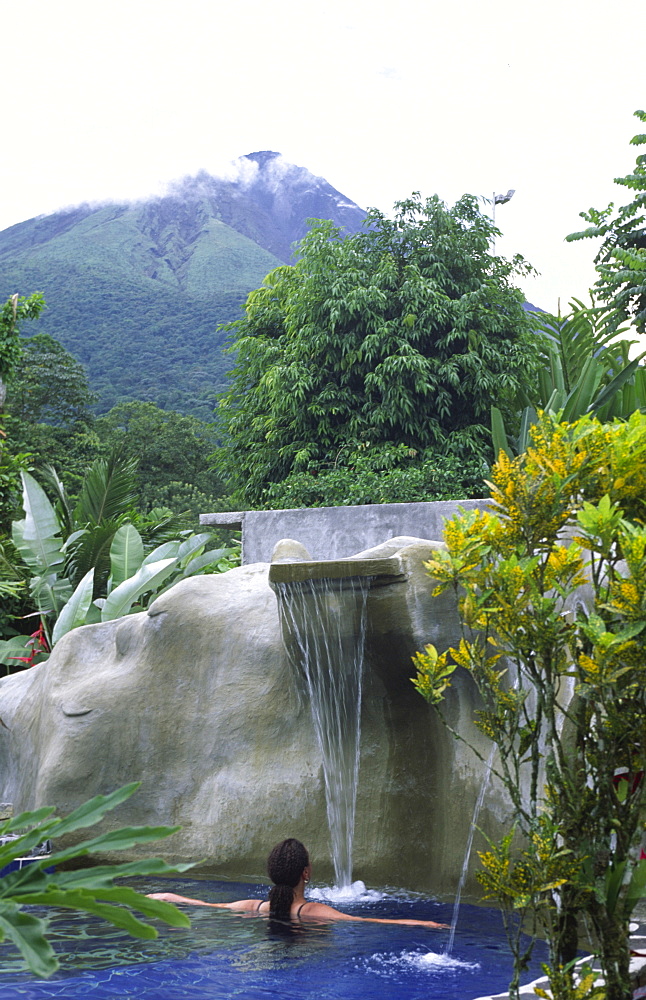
top-left (413, 411), bottom-right (646, 1000)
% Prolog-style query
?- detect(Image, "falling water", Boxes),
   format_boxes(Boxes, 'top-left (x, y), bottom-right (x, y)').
top-left (275, 576), bottom-right (371, 888)
top-left (445, 742), bottom-right (498, 956)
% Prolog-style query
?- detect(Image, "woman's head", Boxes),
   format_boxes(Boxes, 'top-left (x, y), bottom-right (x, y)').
top-left (267, 838), bottom-right (310, 919)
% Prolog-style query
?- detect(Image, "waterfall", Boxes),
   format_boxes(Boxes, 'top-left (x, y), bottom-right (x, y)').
top-left (445, 742), bottom-right (498, 956)
top-left (274, 576), bottom-right (371, 888)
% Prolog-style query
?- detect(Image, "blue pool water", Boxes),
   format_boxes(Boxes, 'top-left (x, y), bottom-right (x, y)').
top-left (0, 878), bottom-right (548, 999)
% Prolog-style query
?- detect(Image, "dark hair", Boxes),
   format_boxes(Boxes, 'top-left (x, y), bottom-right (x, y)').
top-left (267, 838), bottom-right (309, 920)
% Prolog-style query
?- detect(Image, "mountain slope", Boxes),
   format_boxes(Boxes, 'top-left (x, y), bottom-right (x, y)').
top-left (0, 153), bottom-right (366, 419)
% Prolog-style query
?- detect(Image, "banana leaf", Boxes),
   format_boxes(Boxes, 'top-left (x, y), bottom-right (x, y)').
top-left (51, 569), bottom-right (95, 646)
top-left (108, 524), bottom-right (144, 591)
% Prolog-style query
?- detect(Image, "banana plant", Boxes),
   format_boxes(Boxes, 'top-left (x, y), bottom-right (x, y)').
top-left (492, 298), bottom-right (646, 458)
top-left (2, 470), bottom-right (237, 664)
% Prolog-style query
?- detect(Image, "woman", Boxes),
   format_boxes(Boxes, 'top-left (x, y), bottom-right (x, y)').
top-left (148, 838), bottom-right (448, 928)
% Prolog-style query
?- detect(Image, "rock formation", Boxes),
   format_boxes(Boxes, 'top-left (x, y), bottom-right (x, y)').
top-left (0, 537), bottom-right (508, 893)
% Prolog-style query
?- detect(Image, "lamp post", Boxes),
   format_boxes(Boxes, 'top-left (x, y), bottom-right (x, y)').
top-left (491, 189), bottom-right (515, 252)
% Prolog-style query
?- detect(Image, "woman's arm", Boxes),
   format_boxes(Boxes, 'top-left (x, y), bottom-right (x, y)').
top-left (147, 892), bottom-right (259, 912)
top-left (300, 901), bottom-right (448, 928)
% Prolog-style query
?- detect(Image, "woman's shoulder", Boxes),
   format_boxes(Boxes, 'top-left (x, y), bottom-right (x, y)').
top-left (296, 900), bottom-right (354, 921)
top-left (226, 898), bottom-right (266, 913)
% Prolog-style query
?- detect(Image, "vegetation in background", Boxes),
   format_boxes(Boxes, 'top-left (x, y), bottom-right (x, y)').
top-left (0, 783), bottom-right (191, 977)
top-left (218, 193), bottom-right (536, 507)
top-left (0, 294), bottom-right (45, 410)
top-left (0, 198), bottom-right (271, 418)
top-left (260, 445), bottom-right (487, 508)
top-left (567, 109), bottom-right (646, 334)
top-left (0, 458), bottom-right (237, 668)
top-left (413, 412), bottom-right (646, 1000)
top-left (492, 297), bottom-right (646, 458)
top-left (94, 401), bottom-right (225, 519)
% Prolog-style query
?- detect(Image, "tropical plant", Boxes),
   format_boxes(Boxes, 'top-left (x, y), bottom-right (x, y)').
top-left (491, 297), bottom-right (646, 458)
top-left (1, 466), bottom-right (236, 668)
top-left (218, 193), bottom-right (536, 505)
top-left (567, 109), bottom-right (646, 334)
top-left (413, 411), bottom-right (646, 1000)
top-left (0, 293), bottom-right (45, 411)
top-left (0, 782), bottom-right (191, 978)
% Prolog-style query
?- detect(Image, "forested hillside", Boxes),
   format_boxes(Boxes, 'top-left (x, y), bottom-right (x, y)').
top-left (0, 153), bottom-right (366, 418)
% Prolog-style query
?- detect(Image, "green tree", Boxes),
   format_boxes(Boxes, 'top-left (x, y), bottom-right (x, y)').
top-left (95, 401), bottom-right (224, 518)
top-left (8, 334), bottom-right (97, 426)
top-left (567, 109), bottom-right (646, 333)
top-left (414, 412), bottom-right (646, 1000)
top-left (261, 445), bottom-right (486, 508)
top-left (218, 194), bottom-right (536, 506)
top-left (5, 333), bottom-right (100, 499)
top-left (0, 295), bottom-right (46, 529)
top-left (0, 294), bottom-right (45, 411)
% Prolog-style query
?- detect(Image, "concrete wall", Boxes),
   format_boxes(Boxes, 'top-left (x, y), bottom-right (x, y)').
top-left (202, 499), bottom-right (488, 563)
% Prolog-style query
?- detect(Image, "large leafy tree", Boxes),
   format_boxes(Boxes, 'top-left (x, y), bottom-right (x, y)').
top-left (6, 333), bottom-right (100, 500)
top-left (95, 401), bottom-right (224, 517)
top-left (218, 194), bottom-right (536, 506)
top-left (0, 294), bottom-right (45, 411)
top-left (567, 109), bottom-right (646, 333)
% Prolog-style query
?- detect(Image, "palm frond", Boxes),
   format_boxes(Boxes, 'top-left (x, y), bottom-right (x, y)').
top-left (74, 451), bottom-right (139, 527)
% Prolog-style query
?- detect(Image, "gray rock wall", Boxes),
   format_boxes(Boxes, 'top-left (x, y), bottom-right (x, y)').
top-left (0, 537), bottom-right (508, 895)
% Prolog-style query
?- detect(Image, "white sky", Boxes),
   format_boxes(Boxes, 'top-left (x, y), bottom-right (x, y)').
top-left (3, 0), bottom-right (645, 314)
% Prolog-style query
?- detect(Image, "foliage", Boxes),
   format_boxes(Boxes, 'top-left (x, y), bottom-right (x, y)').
top-left (256, 445), bottom-right (487, 508)
top-left (0, 294), bottom-right (45, 392)
top-left (567, 109), bottom-right (646, 333)
top-left (8, 334), bottom-right (97, 426)
top-left (0, 782), bottom-right (192, 977)
top-left (492, 298), bottom-right (646, 458)
top-left (0, 295), bottom-right (46, 528)
top-left (1, 461), bottom-right (236, 666)
top-left (95, 401), bottom-right (224, 518)
top-left (413, 412), bottom-right (646, 1000)
top-left (218, 194), bottom-right (536, 505)
top-left (0, 254), bottom-right (248, 420)
top-left (534, 962), bottom-right (606, 1000)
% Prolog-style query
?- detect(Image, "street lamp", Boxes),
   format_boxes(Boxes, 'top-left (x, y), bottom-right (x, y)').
top-left (491, 189), bottom-right (515, 252)
top-left (492, 189), bottom-right (515, 225)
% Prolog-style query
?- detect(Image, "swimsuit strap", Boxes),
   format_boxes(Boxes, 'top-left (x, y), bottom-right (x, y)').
top-left (257, 900), bottom-right (264, 913)
top-left (296, 902), bottom-right (309, 919)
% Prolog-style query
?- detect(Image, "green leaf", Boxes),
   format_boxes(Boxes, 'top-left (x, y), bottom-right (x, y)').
top-left (12, 471), bottom-right (64, 577)
top-left (100, 558), bottom-right (177, 621)
top-left (176, 533), bottom-right (212, 565)
top-left (0, 635), bottom-right (37, 668)
top-left (142, 541), bottom-right (180, 565)
top-left (0, 905), bottom-right (57, 978)
top-left (108, 524), bottom-right (144, 590)
top-left (490, 405), bottom-right (512, 460)
top-left (44, 825), bottom-right (182, 867)
top-left (589, 356), bottom-right (642, 414)
top-left (561, 356), bottom-right (603, 421)
top-left (75, 452), bottom-right (138, 526)
top-left (7, 889), bottom-right (159, 939)
top-left (53, 857), bottom-right (195, 888)
top-left (181, 548), bottom-right (232, 575)
top-left (51, 568), bottom-right (95, 645)
top-left (45, 782), bottom-right (141, 837)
